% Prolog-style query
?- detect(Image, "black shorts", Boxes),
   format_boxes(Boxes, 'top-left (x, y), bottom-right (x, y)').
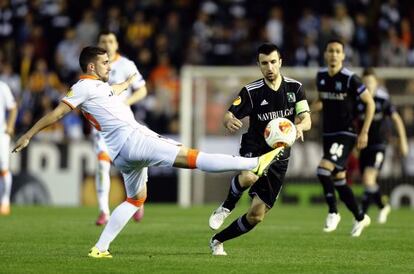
top-left (359, 145), bottom-right (386, 173)
top-left (239, 133), bottom-right (289, 208)
top-left (322, 133), bottom-right (356, 171)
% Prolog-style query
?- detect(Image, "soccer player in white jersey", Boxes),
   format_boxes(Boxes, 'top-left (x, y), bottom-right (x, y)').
top-left (0, 81), bottom-right (17, 215)
top-left (93, 31), bottom-right (148, 226)
top-left (13, 46), bottom-right (283, 258)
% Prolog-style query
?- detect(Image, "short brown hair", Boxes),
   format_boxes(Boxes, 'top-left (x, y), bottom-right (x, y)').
top-left (79, 46), bottom-right (107, 73)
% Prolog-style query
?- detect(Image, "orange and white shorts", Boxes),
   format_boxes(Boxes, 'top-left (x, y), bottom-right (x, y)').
top-left (113, 128), bottom-right (181, 198)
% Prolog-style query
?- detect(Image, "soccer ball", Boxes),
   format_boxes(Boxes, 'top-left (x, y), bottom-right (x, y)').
top-left (264, 118), bottom-right (297, 148)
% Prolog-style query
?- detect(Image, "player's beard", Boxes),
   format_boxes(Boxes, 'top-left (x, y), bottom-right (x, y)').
top-left (265, 73), bottom-right (276, 82)
top-left (99, 72), bottom-right (109, 82)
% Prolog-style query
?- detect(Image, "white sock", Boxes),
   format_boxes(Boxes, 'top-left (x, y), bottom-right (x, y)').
top-left (96, 160), bottom-right (111, 214)
top-left (95, 201), bottom-right (138, 252)
top-left (196, 152), bottom-right (258, 172)
top-left (0, 171), bottom-right (12, 205)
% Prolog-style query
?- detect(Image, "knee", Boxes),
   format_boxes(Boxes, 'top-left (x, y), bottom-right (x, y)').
top-left (246, 211), bottom-right (265, 225)
top-left (239, 173), bottom-right (258, 187)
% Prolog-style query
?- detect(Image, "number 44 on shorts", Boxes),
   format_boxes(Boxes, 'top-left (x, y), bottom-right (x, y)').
top-left (329, 142), bottom-right (344, 161)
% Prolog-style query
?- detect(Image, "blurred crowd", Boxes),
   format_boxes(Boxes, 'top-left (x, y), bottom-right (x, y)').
top-left (0, 0), bottom-right (413, 140)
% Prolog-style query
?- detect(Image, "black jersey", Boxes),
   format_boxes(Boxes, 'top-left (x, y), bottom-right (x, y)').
top-left (228, 76), bottom-right (307, 150)
top-left (316, 67), bottom-right (366, 134)
top-left (357, 88), bottom-right (396, 146)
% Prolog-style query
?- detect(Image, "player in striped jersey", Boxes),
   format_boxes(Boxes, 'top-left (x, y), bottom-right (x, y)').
top-left (313, 39), bottom-right (375, 237)
top-left (357, 68), bottom-right (408, 223)
top-left (208, 43), bottom-right (311, 255)
top-left (93, 31), bottom-right (148, 225)
top-left (0, 81), bottom-right (17, 215)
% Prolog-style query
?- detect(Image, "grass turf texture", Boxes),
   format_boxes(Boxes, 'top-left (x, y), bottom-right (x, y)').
top-left (0, 204), bottom-right (413, 274)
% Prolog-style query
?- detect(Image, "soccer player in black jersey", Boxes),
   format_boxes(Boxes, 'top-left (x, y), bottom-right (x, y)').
top-left (208, 43), bottom-right (312, 255)
top-left (358, 68), bottom-right (408, 224)
top-left (313, 39), bottom-right (375, 237)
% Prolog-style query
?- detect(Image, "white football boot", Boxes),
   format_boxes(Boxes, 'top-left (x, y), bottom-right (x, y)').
top-left (209, 238), bottom-right (227, 256)
top-left (323, 213), bottom-right (341, 232)
top-left (209, 205), bottom-right (231, 230)
top-left (378, 204), bottom-right (391, 224)
top-left (351, 214), bottom-right (371, 237)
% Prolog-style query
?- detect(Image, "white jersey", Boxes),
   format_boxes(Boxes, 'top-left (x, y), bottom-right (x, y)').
top-left (62, 75), bottom-right (148, 159)
top-left (0, 81), bottom-right (16, 133)
top-left (109, 54), bottom-right (145, 102)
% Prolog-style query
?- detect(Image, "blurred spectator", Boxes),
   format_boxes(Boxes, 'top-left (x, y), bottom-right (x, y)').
top-left (28, 25), bottom-right (48, 60)
top-left (298, 8), bottom-right (319, 40)
top-left (104, 6), bottom-right (122, 36)
top-left (265, 6), bottom-right (284, 49)
top-left (147, 54), bottom-right (179, 133)
top-left (162, 11), bottom-right (184, 68)
top-left (331, 3), bottom-right (354, 43)
top-left (55, 28), bottom-right (82, 83)
top-left (76, 9), bottom-right (99, 46)
top-left (0, 0), bottom-right (15, 63)
top-left (400, 18), bottom-right (412, 49)
top-left (317, 15), bottom-right (333, 65)
top-left (379, 0), bottom-right (401, 33)
top-left (379, 27), bottom-right (407, 67)
top-left (352, 13), bottom-right (371, 67)
top-left (19, 43), bottom-right (35, 90)
top-left (48, 0), bottom-right (72, 45)
top-left (0, 61), bottom-right (21, 97)
top-left (125, 10), bottom-right (153, 50)
top-left (295, 35), bottom-right (319, 67)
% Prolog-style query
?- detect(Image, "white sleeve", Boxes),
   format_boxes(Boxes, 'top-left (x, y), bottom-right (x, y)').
top-left (61, 84), bottom-right (89, 109)
top-left (128, 61), bottom-right (146, 90)
top-left (0, 82), bottom-right (16, 109)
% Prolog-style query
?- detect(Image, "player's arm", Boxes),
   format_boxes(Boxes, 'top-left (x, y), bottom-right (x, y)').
top-left (310, 99), bottom-right (323, 112)
top-left (357, 90), bottom-right (375, 149)
top-left (223, 111), bottom-right (243, 133)
top-left (111, 73), bottom-right (137, 96)
top-left (125, 85), bottom-right (147, 106)
top-left (13, 102), bottom-right (72, 152)
top-left (295, 100), bottom-right (312, 141)
top-left (391, 112), bottom-right (409, 156)
top-left (5, 104), bottom-right (17, 136)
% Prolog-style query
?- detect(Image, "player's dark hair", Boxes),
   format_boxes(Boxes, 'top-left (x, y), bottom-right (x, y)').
top-left (362, 67), bottom-right (376, 77)
top-left (324, 38), bottom-right (345, 51)
top-left (257, 43), bottom-right (282, 61)
top-left (79, 46), bottom-right (107, 73)
top-left (98, 29), bottom-right (116, 40)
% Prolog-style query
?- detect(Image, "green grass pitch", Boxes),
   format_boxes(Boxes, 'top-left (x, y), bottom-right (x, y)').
top-left (0, 204), bottom-right (413, 274)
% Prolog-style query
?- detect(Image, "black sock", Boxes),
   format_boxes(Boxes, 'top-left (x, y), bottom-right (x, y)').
top-left (334, 179), bottom-right (364, 221)
top-left (371, 188), bottom-right (385, 209)
top-left (222, 176), bottom-right (248, 211)
top-left (317, 167), bottom-right (337, 213)
top-left (213, 214), bottom-right (256, 243)
top-left (361, 190), bottom-right (372, 214)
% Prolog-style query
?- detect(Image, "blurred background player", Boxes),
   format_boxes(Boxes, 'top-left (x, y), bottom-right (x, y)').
top-left (313, 39), bottom-right (375, 237)
top-left (94, 31), bottom-right (148, 225)
top-left (358, 68), bottom-right (408, 223)
top-left (208, 43), bottom-right (311, 255)
top-left (0, 80), bottom-right (17, 215)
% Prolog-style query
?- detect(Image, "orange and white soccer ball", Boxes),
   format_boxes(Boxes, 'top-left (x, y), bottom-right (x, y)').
top-left (264, 117), bottom-right (297, 148)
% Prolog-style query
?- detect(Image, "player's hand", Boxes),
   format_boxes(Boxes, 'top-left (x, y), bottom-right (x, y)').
top-left (225, 117), bottom-right (243, 133)
top-left (295, 124), bottom-right (304, 141)
top-left (5, 126), bottom-right (14, 137)
top-left (126, 73), bottom-right (137, 85)
top-left (399, 140), bottom-right (409, 157)
top-left (357, 132), bottom-right (368, 150)
top-left (12, 134), bottom-right (31, 153)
